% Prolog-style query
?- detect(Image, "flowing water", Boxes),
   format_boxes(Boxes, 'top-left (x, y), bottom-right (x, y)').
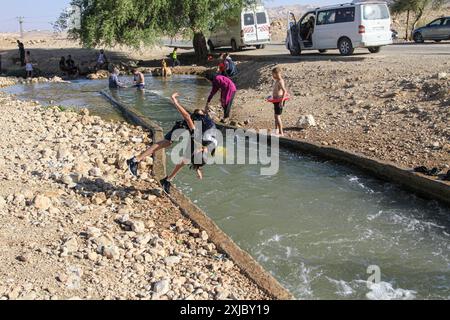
top-left (4, 76), bottom-right (450, 300)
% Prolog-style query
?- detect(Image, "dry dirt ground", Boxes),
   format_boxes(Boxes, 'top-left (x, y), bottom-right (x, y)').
top-left (232, 52), bottom-right (449, 172)
top-left (0, 88), bottom-right (268, 300)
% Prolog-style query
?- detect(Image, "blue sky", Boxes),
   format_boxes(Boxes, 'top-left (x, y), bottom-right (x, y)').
top-left (0, 0), bottom-right (343, 32)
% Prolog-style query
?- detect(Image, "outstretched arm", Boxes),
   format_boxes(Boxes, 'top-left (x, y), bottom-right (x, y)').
top-left (171, 93), bottom-right (195, 130)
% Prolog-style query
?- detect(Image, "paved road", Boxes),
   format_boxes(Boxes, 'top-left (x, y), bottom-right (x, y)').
top-left (226, 42), bottom-right (450, 61)
top-left (168, 40), bottom-right (450, 61)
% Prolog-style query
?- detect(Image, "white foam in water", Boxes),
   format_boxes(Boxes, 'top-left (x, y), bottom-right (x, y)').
top-left (366, 282), bottom-right (417, 300)
top-left (327, 278), bottom-right (354, 297)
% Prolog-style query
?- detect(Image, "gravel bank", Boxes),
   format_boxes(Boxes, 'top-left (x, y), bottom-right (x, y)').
top-left (0, 90), bottom-right (268, 300)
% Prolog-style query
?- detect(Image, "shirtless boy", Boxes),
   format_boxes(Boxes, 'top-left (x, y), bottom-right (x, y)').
top-left (271, 67), bottom-right (288, 136)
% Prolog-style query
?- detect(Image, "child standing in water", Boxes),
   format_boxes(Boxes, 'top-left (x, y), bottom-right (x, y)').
top-left (271, 67), bottom-right (287, 136)
top-left (25, 51), bottom-right (33, 78)
top-left (132, 68), bottom-right (145, 90)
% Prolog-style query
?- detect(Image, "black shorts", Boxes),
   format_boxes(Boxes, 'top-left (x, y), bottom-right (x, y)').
top-left (274, 102), bottom-right (285, 116)
top-left (164, 121), bottom-right (190, 142)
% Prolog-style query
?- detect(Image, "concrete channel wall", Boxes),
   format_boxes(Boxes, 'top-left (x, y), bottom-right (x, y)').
top-left (100, 91), bottom-right (294, 300)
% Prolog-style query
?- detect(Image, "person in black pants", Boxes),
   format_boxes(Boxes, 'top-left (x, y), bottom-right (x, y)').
top-left (17, 40), bottom-right (25, 66)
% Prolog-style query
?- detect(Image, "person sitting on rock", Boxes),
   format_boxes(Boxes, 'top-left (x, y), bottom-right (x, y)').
top-left (66, 55), bottom-right (79, 76)
top-left (59, 56), bottom-right (67, 73)
top-left (127, 93), bottom-right (218, 194)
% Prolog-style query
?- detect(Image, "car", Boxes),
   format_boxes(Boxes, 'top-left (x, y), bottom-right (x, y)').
top-left (286, 1), bottom-right (393, 56)
top-left (412, 17), bottom-right (450, 43)
top-left (208, 5), bottom-right (271, 52)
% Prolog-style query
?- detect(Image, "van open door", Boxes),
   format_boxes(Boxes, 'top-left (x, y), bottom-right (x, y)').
top-left (287, 12), bottom-right (301, 55)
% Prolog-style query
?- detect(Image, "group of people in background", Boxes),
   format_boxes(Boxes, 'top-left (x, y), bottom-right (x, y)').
top-left (59, 55), bottom-right (79, 77)
top-left (17, 40), bottom-right (109, 79)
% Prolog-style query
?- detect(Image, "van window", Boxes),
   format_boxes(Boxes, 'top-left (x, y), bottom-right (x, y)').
top-left (363, 4), bottom-right (390, 20)
top-left (317, 10), bottom-right (336, 25)
top-left (256, 12), bottom-right (267, 25)
top-left (244, 13), bottom-right (255, 26)
top-left (317, 8), bottom-right (354, 25)
top-left (335, 7), bottom-right (355, 23)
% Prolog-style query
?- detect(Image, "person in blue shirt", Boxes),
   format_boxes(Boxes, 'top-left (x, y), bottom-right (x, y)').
top-left (109, 68), bottom-right (126, 89)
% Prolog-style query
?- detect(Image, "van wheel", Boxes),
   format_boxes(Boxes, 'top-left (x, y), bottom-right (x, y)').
top-left (231, 40), bottom-right (238, 52)
top-left (338, 38), bottom-right (354, 56)
top-left (368, 46), bottom-right (381, 54)
top-left (318, 49), bottom-right (327, 53)
top-left (256, 45), bottom-right (266, 49)
top-left (413, 32), bottom-right (424, 43)
top-left (207, 40), bottom-right (215, 51)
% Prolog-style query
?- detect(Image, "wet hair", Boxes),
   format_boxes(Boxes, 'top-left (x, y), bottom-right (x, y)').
top-left (272, 67), bottom-right (282, 75)
top-left (205, 73), bottom-right (216, 82)
top-left (191, 109), bottom-right (205, 122)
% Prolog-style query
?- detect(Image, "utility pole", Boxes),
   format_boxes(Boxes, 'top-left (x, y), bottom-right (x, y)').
top-left (17, 16), bottom-right (25, 38)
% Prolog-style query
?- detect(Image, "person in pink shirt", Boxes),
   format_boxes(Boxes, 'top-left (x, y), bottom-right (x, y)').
top-left (205, 74), bottom-right (237, 121)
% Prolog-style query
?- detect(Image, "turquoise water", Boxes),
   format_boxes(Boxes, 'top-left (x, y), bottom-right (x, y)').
top-left (4, 76), bottom-right (450, 300)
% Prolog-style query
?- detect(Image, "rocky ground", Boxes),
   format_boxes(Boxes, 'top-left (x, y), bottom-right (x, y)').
top-left (232, 55), bottom-right (450, 172)
top-left (0, 91), bottom-right (268, 300)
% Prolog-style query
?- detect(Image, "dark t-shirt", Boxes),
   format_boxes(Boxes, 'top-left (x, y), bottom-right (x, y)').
top-left (66, 59), bottom-right (75, 68)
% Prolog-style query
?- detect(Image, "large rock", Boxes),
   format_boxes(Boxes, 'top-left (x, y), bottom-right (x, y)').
top-left (61, 237), bottom-right (79, 255)
top-left (297, 115), bottom-right (317, 129)
top-left (86, 70), bottom-right (109, 80)
top-left (437, 72), bottom-right (448, 80)
top-left (153, 279), bottom-right (170, 296)
top-left (0, 196), bottom-right (6, 208)
top-left (33, 195), bottom-right (52, 211)
top-left (164, 256), bottom-right (181, 266)
top-left (129, 220), bottom-right (146, 234)
top-left (86, 227), bottom-right (102, 239)
top-left (103, 245), bottom-right (120, 260)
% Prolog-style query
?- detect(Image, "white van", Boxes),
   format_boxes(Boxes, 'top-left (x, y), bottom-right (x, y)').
top-left (286, 1), bottom-right (392, 56)
top-left (208, 5), bottom-right (271, 51)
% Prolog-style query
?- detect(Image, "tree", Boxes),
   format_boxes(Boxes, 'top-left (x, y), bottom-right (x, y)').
top-left (56, 0), bottom-right (257, 62)
top-left (391, 0), bottom-right (445, 39)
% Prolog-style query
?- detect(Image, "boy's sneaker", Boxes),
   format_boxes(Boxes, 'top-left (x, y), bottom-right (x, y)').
top-left (160, 177), bottom-right (172, 195)
top-left (127, 157), bottom-right (139, 177)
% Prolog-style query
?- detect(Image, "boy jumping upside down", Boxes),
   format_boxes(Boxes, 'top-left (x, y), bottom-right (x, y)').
top-left (127, 93), bottom-right (218, 194)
